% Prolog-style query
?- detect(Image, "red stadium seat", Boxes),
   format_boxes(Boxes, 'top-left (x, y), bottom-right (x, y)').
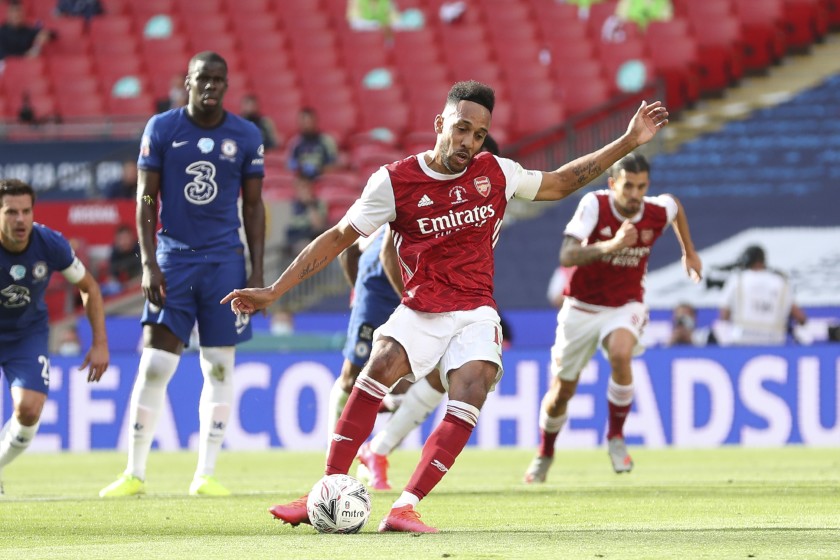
top-left (47, 17), bottom-right (90, 56)
top-left (644, 35), bottom-right (701, 113)
top-left (782, 0), bottom-right (829, 51)
top-left (56, 93), bottom-right (106, 119)
top-left (690, 17), bottom-right (746, 94)
top-left (559, 77), bottom-right (611, 116)
top-left (513, 99), bottom-right (566, 139)
top-left (89, 15), bottom-right (134, 41)
top-left (732, 0), bottom-right (787, 72)
top-left (106, 94), bottom-right (155, 117)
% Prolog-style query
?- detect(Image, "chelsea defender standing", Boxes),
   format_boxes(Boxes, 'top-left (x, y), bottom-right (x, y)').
top-left (0, 179), bottom-right (109, 495)
top-left (100, 51), bottom-right (266, 497)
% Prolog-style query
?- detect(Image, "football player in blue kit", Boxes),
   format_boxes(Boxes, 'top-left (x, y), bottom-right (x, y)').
top-left (100, 51), bottom-right (266, 497)
top-left (328, 226), bottom-right (403, 434)
top-left (0, 179), bottom-right (109, 495)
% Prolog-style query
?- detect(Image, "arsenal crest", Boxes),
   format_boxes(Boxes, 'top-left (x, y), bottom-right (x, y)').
top-left (474, 176), bottom-right (491, 197)
top-left (641, 229), bottom-right (654, 244)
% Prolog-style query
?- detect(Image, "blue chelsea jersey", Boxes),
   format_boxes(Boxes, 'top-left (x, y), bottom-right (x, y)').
top-left (356, 231), bottom-right (401, 308)
top-left (138, 108), bottom-right (265, 262)
top-left (0, 224), bottom-right (75, 342)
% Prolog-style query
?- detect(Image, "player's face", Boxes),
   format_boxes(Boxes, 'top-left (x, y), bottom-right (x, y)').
top-left (609, 169), bottom-right (649, 217)
top-left (0, 194), bottom-right (34, 251)
top-left (433, 101), bottom-right (491, 174)
top-left (186, 60), bottom-right (228, 113)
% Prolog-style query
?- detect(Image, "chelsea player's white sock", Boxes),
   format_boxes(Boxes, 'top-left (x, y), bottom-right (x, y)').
top-left (125, 348), bottom-right (179, 480)
top-left (0, 416), bottom-right (40, 477)
top-left (195, 346), bottom-right (235, 478)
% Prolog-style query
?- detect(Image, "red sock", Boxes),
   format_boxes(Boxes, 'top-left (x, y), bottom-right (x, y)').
top-left (405, 413), bottom-right (474, 500)
top-left (607, 401), bottom-right (632, 440)
top-left (325, 383), bottom-right (384, 475)
top-left (538, 430), bottom-right (560, 458)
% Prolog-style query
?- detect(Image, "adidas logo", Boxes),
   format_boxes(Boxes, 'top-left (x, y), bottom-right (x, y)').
top-left (418, 194), bottom-right (433, 207)
top-left (599, 226), bottom-right (612, 237)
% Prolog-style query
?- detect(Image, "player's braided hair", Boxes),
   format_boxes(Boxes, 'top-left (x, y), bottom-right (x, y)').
top-left (446, 80), bottom-right (495, 114)
top-left (0, 178), bottom-right (36, 204)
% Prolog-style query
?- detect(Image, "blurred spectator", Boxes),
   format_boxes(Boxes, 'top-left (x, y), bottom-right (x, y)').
top-left (55, 0), bottom-right (103, 22)
top-left (717, 245), bottom-right (807, 345)
top-left (616, 0), bottom-right (673, 30)
top-left (668, 302), bottom-right (713, 346)
top-left (240, 94), bottom-right (279, 150)
top-left (439, 2), bottom-right (466, 24)
top-left (0, 2), bottom-right (52, 60)
top-left (103, 160), bottom-right (138, 200)
top-left (56, 324), bottom-right (82, 355)
top-left (347, 0), bottom-right (399, 31)
top-left (286, 107), bottom-right (338, 181)
top-left (270, 308), bottom-right (295, 336)
top-left (283, 176), bottom-right (327, 256)
top-left (155, 74), bottom-right (187, 113)
top-left (17, 91), bottom-right (35, 123)
top-left (104, 224), bottom-right (141, 293)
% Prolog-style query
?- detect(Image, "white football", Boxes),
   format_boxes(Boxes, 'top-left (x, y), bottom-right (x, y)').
top-left (307, 474), bottom-right (372, 534)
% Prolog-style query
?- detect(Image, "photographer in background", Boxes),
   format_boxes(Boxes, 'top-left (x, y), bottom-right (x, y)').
top-left (717, 245), bottom-right (807, 345)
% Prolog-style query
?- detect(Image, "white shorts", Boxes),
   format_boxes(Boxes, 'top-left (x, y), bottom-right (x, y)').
top-left (550, 298), bottom-right (647, 381)
top-left (374, 304), bottom-right (504, 392)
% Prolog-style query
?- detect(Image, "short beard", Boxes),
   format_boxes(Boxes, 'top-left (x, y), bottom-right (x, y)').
top-left (442, 155), bottom-right (458, 174)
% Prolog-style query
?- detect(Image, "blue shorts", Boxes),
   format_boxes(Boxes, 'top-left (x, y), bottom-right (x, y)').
top-left (142, 258), bottom-right (252, 347)
top-left (342, 290), bottom-right (399, 368)
top-left (0, 331), bottom-right (50, 394)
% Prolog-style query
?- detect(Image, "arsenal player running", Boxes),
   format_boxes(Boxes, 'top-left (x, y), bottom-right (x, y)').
top-left (222, 81), bottom-right (670, 533)
top-left (524, 153), bottom-right (702, 484)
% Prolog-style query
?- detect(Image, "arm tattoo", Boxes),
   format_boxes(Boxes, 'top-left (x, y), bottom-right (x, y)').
top-left (298, 256), bottom-right (329, 280)
top-left (572, 161), bottom-right (603, 185)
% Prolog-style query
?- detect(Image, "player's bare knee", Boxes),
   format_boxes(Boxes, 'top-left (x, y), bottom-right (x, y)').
top-left (15, 404), bottom-right (42, 426)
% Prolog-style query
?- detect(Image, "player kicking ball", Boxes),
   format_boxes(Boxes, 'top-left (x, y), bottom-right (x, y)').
top-left (223, 81), bottom-right (670, 532)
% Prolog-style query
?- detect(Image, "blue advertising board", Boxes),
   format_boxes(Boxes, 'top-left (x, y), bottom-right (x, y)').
top-left (4, 345), bottom-right (837, 452)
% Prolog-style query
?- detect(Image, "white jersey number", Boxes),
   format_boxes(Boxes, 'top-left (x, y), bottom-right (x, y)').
top-left (184, 161), bottom-right (219, 205)
top-left (1, 284), bottom-right (31, 308)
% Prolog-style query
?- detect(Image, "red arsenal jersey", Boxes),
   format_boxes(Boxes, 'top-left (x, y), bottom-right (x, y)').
top-left (346, 151), bottom-right (542, 313)
top-left (564, 190), bottom-right (677, 307)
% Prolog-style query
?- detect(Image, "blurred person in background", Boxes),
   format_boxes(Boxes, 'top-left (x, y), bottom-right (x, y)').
top-left (103, 160), bottom-right (138, 200)
top-left (717, 245), bottom-right (807, 346)
top-left (283, 176), bottom-right (327, 257)
top-left (668, 302), bottom-right (713, 346)
top-left (240, 94), bottom-right (279, 150)
top-left (286, 107), bottom-right (338, 181)
top-left (0, 1), bottom-right (52, 60)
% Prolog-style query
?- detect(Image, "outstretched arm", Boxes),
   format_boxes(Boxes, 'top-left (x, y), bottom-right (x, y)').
top-left (222, 218), bottom-right (361, 313)
top-left (669, 194), bottom-right (702, 283)
top-left (534, 101), bottom-right (669, 202)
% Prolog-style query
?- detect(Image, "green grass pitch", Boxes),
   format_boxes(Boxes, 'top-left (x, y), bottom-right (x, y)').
top-left (1, 447), bottom-right (838, 559)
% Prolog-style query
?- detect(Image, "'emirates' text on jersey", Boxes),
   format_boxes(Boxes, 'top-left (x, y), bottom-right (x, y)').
top-left (564, 190), bottom-right (678, 307)
top-left (346, 151), bottom-right (541, 313)
top-left (138, 108), bottom-right (264, 262)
